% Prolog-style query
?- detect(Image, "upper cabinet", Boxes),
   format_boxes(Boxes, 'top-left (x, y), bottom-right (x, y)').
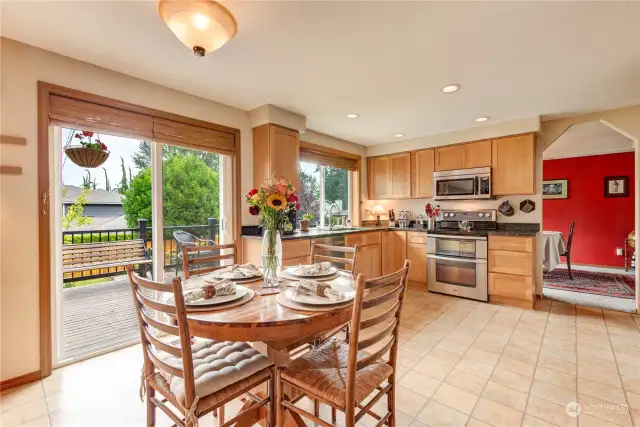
top-left (367, 153), bottom-right (411, 199)
top-left (411, 149), bottom-right (434, 198)
top-left (253, 124), bottom-right (300, 190)
top-left (368, 156), bottom-right (391, 199)
top-left (434, 140), bottom-right (492, 171)
top-left (492, 134), bottom-right (535, 195)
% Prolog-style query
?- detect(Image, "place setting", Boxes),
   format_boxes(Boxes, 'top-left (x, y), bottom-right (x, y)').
top-left (277, 279), bottom-right (356, 312)
top-left (280, 261), bottom-right (340, 281)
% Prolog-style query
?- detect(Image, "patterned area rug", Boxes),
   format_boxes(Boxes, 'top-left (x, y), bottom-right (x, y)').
top-left (543, 268), bottom-right (636, 299)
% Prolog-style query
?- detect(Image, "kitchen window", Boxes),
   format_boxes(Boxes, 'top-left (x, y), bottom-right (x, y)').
top-left (299, 162), bottom-right (352, 228)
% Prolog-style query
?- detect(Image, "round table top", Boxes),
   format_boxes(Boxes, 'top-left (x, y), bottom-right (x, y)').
top-left (184, 272), bottom-right (355, 346)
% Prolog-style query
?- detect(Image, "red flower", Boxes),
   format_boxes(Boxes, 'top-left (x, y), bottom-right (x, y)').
top-left (288, 193), bottom-right (299, 203)
top-left (295, 202), bottom-right (301, 211)
top-left (249, 206), bottom-right (260, 216)
top-left (74, 133), bottom-right (82, 139)
top-left (247, 188), bottom-right (258, 198)
top-left (82, 131), bottom-right (94, 137)
top-left (100, 142), bottom-right (108, 151)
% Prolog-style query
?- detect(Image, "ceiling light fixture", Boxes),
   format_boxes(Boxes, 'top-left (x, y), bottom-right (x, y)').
top-left (394, 133), bottom-right (405, 138)
top-left (158, 0), bottom-right (238, 57)
top-left (475, 116), bottom-right (490, 122)
top-left (441, 84), bottom-right (461, 93)
top-left (345, 113), bottom-right (360, 119)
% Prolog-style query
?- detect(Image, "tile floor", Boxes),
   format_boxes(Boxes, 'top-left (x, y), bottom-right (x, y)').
top-left (2, 288), bottom-right (640, 427)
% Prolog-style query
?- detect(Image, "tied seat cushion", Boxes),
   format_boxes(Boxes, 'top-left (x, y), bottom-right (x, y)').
top-left (281, 338), bottom-right (393, 409)
top-left (163, 340), bottom-right (273, 403)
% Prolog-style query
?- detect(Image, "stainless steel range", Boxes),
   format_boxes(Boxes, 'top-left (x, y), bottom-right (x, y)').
top-left (426, 209), bottom-right (497, 302)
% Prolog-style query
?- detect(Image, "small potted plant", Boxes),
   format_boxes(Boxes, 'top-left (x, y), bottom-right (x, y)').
top-left (64, 131), bottom-right (110, 168)
top-left (299, 213), bottom-right (314, 232)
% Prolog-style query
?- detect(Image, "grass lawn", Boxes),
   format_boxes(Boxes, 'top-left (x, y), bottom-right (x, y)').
top-left (63, 277), bottom-right (113, 289)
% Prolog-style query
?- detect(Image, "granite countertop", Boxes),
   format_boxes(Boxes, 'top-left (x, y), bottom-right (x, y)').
top-left (241, 223), bottom-right (540, 240)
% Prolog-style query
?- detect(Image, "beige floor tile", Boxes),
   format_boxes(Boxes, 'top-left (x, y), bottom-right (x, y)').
top-left (535, 366), bottom-right (577, 391)
top-left (455, 358), bottom-right (494, 380)
top-left (512, 329), bottom-right (545, 344)
top-left (525, 395), bottom-right (577, 427)
top-left (434, 339), bottom-right (470, 356)
top-left (464, 347), bottom-right (500, 366)
top-left (446, 331), bottom-right (478, 346)
top-left (466, 418), bottom-right (493, 427)
top-left (530, 379), bottom-right (577, 407)
top-left (399, 326), bottom-right (419, 339)
top-left (542, 335), bottom-right (576, 351)
top-left (13, 415), bottom-right (51, 427)
top-left (577, 366), bottom-right (623, 389)
top-left (615, 352), bottom-right (640, 368)
top-left (618, 364), bottom-right (640, 380)
top-left (489, 368), bottom-right (532, 393)
top-left (577, 378), bottom-right (628, 405)
top-left (0, 398), bottom-right (48, 427)
top-left (400, 340), bottom-right (433, 357)
top-left (411, 331), bottom-right (446, 347)
top-left (538, 354), bottom-right (577, 376)
top-left (424, 348), bottom-right (462, 366)
top-left (445, 369), bottom-right (488, 395)
top-left (432, 382), bottom-right (479, 415)
top-left (521, 414), bottom-right (560, 427)
top-left (502, 346), bottom-right (539, 364)
top-left (577, 345), bottom-right (616, 361)
top-left (628, 392), bottom-right (640, 412)
top-left (471, 397), bottom-right (523, 427)
top-left (0, 382), bottom-right (44, 412)
top-left (579, 413), bottom-right (627, 427)
top-left (481, 381), bottom-right (527, 411)
top-left (392, 386), bottom-right (431, 417)
top-left (631, 410), bottom-right (640, 427)
top-left (508, 337), bottom-right (542, 354)
top-left (622, 377), bottom-right (640, 394)
top-left (484, 322), bottom-right (516, 336)
top-left (577, 354), bottom-right (619, 374)
top-left (413, 358), bottom-right (455, 381)
top-left (496, 355), bottom-right (535, 378)
top-left (416, 400), bottom-right (468, 427)
top-left (399, 370), bottom-right (442, 397)
top-left (397, 350), bottom-right (423, 369)
top-left (578, 393), bottom-right (633, 427)
top-left (540, 345), bottom-right (577, 363)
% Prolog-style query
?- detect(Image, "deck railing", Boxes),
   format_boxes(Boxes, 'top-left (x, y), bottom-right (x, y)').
top-left (62, 218), bottom-right (219, 282)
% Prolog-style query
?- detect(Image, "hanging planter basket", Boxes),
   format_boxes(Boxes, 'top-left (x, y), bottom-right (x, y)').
top-left (64, 146), bottom-right (110, 168)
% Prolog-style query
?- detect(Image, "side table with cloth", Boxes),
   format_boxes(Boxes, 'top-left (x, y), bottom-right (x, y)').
top-left (543, 231), bottom-right (566, 272)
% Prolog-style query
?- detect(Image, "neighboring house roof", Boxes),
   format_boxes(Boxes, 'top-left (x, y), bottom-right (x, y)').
top-left (66, 214), bottom-right (130, 231)
top-left (62, 185), bottom-right (122, 205)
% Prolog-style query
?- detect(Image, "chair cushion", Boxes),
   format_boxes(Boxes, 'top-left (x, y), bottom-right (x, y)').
top-left (164, 340), bottom-right (273, 403)
top-left (281, 338), bottom-right (393, 409)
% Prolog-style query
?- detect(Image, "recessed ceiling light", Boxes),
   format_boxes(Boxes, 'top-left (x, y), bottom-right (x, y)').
top-left (441, 84), bottom-right (461, 93)
top-left (475, 116), bottom-right (490, 122)
top-left (394, 133), bottom-right (405, 138)
top-left (345, 113), bottom-right (359, 119)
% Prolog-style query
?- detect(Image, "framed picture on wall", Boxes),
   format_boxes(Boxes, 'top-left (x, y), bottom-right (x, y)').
top-left (604, 176), bottom-right (629, 197)
top-left (542, 179), bottom-right (568, 199)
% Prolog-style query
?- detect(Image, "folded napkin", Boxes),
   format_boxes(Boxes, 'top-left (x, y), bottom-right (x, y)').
top-left (293, 262), bottom-right (332, 276)
top-left (227, 263), bottom-right (260, 278)
top-left (293, 280), bottom-right (344, 302)
top-left (184, 280), bottom-right (236, 303)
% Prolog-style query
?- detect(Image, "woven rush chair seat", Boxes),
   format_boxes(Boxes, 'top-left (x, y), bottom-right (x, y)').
top-left (281, 338), bottom-right (392, 409)
top-left (163, 340), bottom-right (273, 403)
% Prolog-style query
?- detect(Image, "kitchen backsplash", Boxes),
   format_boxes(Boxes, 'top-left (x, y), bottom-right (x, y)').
top-left (362, 195), bottom-right (542, 224)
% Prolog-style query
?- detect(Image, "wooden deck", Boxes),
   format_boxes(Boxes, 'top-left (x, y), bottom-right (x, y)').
top-left (62, 277), bottom-right (143, 360)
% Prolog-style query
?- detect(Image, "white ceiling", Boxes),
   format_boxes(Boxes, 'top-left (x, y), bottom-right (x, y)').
top-left (543, 121), bottom-right (634, 160)
top-left (3, 1), bottom-right (640, 146)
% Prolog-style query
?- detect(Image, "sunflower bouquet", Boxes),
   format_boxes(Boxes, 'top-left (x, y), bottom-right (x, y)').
top-left (245, 176), bottom-right (300, 281)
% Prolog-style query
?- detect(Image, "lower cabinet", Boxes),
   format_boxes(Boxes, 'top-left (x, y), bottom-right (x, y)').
top-left (488, 235), bottom-right (536, 308)
top-left (382, 231), bottom-right (407, 275)
top-left (345, 232), bottom-right (382, 279)
top-left (242, 237), bottom-right (311, 266)
top-left (406, 232), bottom-right (427, 284)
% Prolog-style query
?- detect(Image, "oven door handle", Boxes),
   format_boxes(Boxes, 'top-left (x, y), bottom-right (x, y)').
top-left (427, 254), bottom-right (487, 264)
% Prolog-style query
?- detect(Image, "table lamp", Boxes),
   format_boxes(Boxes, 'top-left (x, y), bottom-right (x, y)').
top-left (373, 205), bottom-right (384, 226)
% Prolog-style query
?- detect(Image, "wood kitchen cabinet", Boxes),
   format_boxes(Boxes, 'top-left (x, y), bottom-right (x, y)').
top-left (389, 153), bottom-right (411, 198)
top-left (367, 156), bottom-right (390, 199)
top-left (345, 232), bottom-right (381, 279)
top-left (253, 124), bottom-right (300, 190)
top-left (435, 141), bottom-right (491, 171)
top-left (464, 140), bottom-right (492, 168)
top-left (435, 145), bottom-right (465, 171)
top-left (492, 134), bottom-right (535, 195)
top-left (488, 235), bottom-right (536, 309)
top-left (411, 149), bottom-right (434, 198)
top-left (406, 232), bottom-right (427, 283)
top-left (382, 231), bottom-right (407, 275)
top-left (242, 237), bottom-right (310, 266)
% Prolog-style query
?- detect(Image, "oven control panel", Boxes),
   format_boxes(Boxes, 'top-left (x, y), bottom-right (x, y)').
top-left (440, 210), bottom-right (496, 222)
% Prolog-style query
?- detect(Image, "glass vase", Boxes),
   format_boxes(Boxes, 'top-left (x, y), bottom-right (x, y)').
top-left (261, 229), bottom-right (282, 287)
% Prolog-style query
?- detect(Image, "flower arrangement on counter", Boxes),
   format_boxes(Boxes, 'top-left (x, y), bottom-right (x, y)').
top-left (245, 175), bottom-right (300, 229)
top-left (425, 203), bottom-right (441, 218)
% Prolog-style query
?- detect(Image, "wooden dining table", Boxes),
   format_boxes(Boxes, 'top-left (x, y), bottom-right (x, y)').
top-left (184, 272), bottom-right (356, 427)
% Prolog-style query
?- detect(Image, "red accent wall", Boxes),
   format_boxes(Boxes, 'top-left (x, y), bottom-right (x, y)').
top-left (543, 152), bottom-right (635, 267)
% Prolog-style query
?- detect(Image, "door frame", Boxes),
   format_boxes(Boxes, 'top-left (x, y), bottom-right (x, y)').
top-left (37, 82), bottom-right (242, 377)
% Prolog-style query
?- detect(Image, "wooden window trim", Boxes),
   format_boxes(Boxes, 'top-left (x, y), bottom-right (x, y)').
top-left (37, 82), bottom-right (242, 378)
top-left (299, 140), bottom-right (359, 171)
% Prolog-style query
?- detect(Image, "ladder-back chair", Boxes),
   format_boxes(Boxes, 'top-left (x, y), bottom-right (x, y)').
top-left (310, 241), bottom-right (359, 275)
top-left (127, 266), bottom-right (274, 427)
top-left (275, 260), bottom-right (411, 427)
top-left (182, 242), bottom-right (236, 279)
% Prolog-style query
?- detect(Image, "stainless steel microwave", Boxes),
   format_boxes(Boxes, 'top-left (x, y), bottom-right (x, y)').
top-left (433, 167), bottom-right (491, 201)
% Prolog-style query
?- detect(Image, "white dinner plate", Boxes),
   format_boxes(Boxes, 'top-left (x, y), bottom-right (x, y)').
top-left (168, 285), bottom-right (248, 307)
top-left (285, 282), bottom-right (355, 306)
top-left (206, 268), bottom-right (262, 281)
top-left (284, 266), bottom-right (339, 278)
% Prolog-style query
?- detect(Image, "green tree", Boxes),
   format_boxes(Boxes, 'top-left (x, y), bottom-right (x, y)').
top-left (299, 166), bottom-right (321, 224)
top-left (81, 169), bottom-right (97, 190)
top-left (102, 167), bottom-right (111, 191)
top-left (62, 188), bottom-right (93, 230)
top-left (118, 156), bottom-right (128, 194)
top-left (132, 141), bottom-right (220, 171)
top-left (122, 155), bottom-right (219, 227)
